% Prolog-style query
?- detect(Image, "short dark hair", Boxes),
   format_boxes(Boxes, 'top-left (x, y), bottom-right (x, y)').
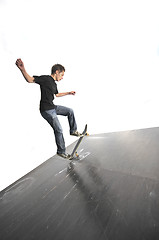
top-left (51, 64), bottom-right (65, 74)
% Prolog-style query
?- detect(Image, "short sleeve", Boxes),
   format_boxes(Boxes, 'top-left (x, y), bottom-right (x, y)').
top-left (33, 76), bottom-right (44, 85)
top-left (55, 85), bottom-right (58, 94)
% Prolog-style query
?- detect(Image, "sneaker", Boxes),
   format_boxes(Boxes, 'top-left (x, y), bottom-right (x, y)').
top-left (57, 153), bottom-right (71, 159)
top-left (70, 130), bottom-right (82, 137)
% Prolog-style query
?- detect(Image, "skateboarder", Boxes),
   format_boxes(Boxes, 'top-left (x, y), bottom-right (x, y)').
top-left (15, 58), bottom-right (81, 159)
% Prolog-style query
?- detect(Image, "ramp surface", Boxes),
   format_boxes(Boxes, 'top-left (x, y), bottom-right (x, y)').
top-left (1, 127), bottom-right (159, 240)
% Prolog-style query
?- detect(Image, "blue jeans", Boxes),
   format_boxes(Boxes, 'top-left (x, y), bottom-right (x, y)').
top-left (41, 105), bottom-right (77, 154)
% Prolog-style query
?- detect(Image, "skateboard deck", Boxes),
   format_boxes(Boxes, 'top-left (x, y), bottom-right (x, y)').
top-left (67, 124), bottom-right (88, 171)
top-left (69, 124), bottom-right (88, 160)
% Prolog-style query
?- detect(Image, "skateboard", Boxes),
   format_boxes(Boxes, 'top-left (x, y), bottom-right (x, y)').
top-left (69, 124), bottom-right (88, 160)
top-left (67, 124), bottom-right (88, 171)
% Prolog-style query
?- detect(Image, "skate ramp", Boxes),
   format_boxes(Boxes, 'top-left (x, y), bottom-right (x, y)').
top-left (0, 127), bottom-right (159, 240)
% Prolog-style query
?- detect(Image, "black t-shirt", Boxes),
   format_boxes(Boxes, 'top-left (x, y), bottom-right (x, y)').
top-left (34, 75), bottom-right (58, 112)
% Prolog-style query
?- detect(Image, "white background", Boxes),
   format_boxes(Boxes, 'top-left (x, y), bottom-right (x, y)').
top-left (1, 0), bottom-right (159, 191)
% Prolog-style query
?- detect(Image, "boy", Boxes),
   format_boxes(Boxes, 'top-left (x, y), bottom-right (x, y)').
top-left (16, 58), bottom-right (81, 159)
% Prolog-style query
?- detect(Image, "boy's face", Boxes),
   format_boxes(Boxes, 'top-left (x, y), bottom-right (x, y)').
top-left (56, 70), bottom-right (64, 81)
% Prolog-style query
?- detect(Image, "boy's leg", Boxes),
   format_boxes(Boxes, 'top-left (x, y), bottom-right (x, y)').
top-left (40, 109), bottom-right (66, 154)
top-left (55, 105), bottom-right (77, 134)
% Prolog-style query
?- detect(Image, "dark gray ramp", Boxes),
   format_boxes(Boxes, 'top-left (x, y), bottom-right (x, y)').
top-left (0, 127), bottom-right (159, 240)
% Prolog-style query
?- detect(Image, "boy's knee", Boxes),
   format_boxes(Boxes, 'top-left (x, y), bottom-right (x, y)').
top-left (55, 127), bottom-right (63, 134)
top-left (68, 108), bottom-right (74, 115)
top-left (52, 117), bottom-right (63, 133)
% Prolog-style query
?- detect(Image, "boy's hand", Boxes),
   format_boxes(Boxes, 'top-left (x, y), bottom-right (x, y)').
top-left (15, 58), bottom-right (25, 71)
top-left (15, 58), bottom-right (34, 83)
top-left (69, 91), bottom-right (76, 95)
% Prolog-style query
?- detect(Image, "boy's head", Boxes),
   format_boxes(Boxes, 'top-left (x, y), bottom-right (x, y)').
top-left (51, 64), bottom-right (65, 75)
top-left (51, 64), bottom-right (65, 81)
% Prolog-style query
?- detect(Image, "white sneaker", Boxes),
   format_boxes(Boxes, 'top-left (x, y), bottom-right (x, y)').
top-left (70, 131), bottom-right (82, 137)
top-left (57, 153), bottom-right (71, 159)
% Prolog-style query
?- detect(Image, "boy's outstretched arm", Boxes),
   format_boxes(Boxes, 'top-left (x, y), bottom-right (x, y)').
top-left (15, 58), bottom-right (34, 83)
top-left (56, 91), bottom-right (76, 97)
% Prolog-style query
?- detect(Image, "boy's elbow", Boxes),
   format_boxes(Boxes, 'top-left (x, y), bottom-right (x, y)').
top-left (27, 77), bottom-right (35, 83)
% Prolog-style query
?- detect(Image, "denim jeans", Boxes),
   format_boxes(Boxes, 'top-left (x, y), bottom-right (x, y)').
top-left (41, 105), bottom-right (77, 154)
